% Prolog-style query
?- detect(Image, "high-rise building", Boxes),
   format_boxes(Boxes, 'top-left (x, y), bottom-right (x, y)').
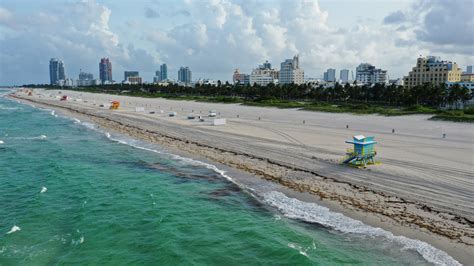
top-left (127, 76), bottom-right (142, 84)
top-left (99, 58), bottom-right (112, 84)
top-left (249, 60), bottom-right (279, 86)
top-left (280, 55), bottom-right (304, 85)
top-left (160, 64), bottom-right (168, 81)
top-left (58, 78), bottom-right (75, 87)
top-left (233, 69), bottom-right (250, 85)
top-left (123, 71), bottom-right (142, 84)
top-left (153, 70), bottom-right (161, 83)
top-left (79, 71), bottom-right (94, 81)
top-left (250, 74), bottom-right (275, 86)
top-left (356, 63), bottom-right (387, 85)
top-left (403, 56), bottom-right (462, 89)
top-left (124, 71), bottom-right (139, 81)
top-left (460, 66), bottom-right (474, 82)
top-left (261, 60), bottom-right (272, 70)
top-left (252, 60), bottom-right (279, 80)
top-left (466, 66), bottom-right (473, 74)
top-left (323, 68), bottom-right (336, 82)
top-left (77, 71), bottom-right (98, 86)
top-left (340, 69), bottom-right (350, 83)
top-left (49, 58), bottom-right (66, 85)
top-left (178, 66), bottom-right (192, 84)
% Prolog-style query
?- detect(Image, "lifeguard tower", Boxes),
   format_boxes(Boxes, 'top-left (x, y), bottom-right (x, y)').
top-left (343, 135), bottom-right (377, 167)
top-left (109, 101), bottom-right (120, 110)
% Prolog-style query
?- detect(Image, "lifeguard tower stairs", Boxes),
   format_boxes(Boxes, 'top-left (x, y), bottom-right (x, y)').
top-left (343, 135), bottom-right (377, 167)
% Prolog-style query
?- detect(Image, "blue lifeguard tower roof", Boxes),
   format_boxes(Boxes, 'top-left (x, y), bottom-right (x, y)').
top-left (345, 135), bottom-right (377, 145)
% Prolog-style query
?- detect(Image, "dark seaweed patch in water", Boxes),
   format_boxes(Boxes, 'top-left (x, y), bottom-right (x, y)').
top-left (201, 184), bottom-right (270, 214)
top-left (297, 219), bottom-right (339, 232)
top-left (116, 160), bottom-right (169, 172)
top-left (207, 184), bottom-right (241, 198)
top-left (118, 160), bottom-right (224, 183)
top-left (171, 172), bottom-right (222, 186)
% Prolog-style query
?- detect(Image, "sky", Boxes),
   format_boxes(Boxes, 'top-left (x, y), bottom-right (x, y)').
top-left (0, 0), bottom-right (473, 85)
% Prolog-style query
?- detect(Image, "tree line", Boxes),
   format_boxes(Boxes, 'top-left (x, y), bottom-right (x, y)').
top-left (24, 81), bottom-right (472, 108)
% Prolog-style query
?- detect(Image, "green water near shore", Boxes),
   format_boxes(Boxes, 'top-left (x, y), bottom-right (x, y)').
top-left (0, 91), bottom-right (447, 264)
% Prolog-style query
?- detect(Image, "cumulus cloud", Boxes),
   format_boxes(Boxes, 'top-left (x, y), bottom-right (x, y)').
top-left (415, 0), bottom-right (473, 47)
top-left (386, 0), bottom-right (473, 58)
top-left (383, 11), bottom-right (406, 24)
top-left (0, 1), bottom-right (159, 84)
top-left (0, 0), bottom-right (472, 84)
top-left (149, 0), bottom-right (472, 80)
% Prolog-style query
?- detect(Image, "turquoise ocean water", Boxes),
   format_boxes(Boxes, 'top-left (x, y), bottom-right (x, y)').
top-left (0, 89), bottom-right (458, 265)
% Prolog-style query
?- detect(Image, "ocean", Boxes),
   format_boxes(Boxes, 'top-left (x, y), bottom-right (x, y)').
top-left (0, 89), bottom-right (458, 265)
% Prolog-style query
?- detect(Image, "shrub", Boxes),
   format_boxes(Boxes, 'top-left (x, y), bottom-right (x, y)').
top-left (464, 106), bottom-right (474, 115)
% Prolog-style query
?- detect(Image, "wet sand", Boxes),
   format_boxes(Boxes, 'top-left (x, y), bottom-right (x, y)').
top-left (10, 89), bottom-right (474, 264)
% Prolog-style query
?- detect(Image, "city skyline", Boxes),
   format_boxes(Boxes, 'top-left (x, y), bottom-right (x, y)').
top-left (0, 0), bottom-right (473, 85)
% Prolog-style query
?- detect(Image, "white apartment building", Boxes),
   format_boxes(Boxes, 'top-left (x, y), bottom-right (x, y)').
top-left (249, 74), bottom-right (276, 86)
top-left (356, 63), bottom-right (387, 85)
top-left (280, 55), bottom-right (304, 85)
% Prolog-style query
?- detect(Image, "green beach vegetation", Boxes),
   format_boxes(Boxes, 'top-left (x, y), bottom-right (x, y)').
top-left (24, 81), bottom-right (473, 122)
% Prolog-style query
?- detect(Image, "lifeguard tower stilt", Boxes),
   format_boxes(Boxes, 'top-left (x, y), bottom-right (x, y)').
top-left (343, 135), bottom-right (377, 167)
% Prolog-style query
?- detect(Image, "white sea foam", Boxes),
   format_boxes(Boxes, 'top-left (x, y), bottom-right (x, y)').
top-left (263, 191), bottom-right (461, 266)
top-left (6, 225), bottom-right (21, 234)
top-left (0, 104), bottom-right (19, 110)
top-left (80, 122), bottom-right (96, 130)
top-left (38, 135), bottom-right (47, 140)
top-left (0, 140), bottom-right (3, 144)
top-left (75, 117), bottom-right (459, 266)
top-left (40, 187), bottom-right (47, 193)
top-left (73, 118), bottom-right (81, 123)
top-left (8, 135), bottom-right (47, 141)
top-left (71, 236), bottom-right (84, 245)
top-left (287, 242), bottom-right (309, 257)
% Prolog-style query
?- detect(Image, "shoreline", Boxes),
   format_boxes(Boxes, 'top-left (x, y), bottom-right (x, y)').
top-left (8, 90), bottom-right (474, 264)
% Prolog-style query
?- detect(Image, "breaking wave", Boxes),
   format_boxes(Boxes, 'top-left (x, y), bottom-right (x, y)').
top-left (6, 225), bottom-right (21, 235)
top-left (73, 118), bottom-right (460, 266)
top-left (263, 191), bottom-right (461, 266)
top-left (8, 135), bottom-right (47, 141)
top-left (0, 104), bottom-right (20, 110)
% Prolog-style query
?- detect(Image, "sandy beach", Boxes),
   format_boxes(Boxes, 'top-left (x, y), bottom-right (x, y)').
top-left (10, 89), bottom-right (474, 264)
